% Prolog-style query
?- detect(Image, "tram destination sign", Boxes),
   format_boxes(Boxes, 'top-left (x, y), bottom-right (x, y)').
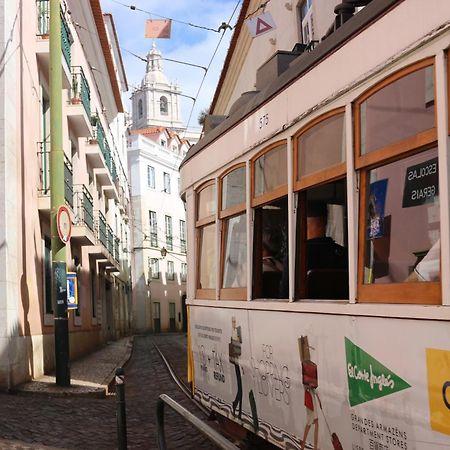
top-left (402, 157), bottom-right (438, 208)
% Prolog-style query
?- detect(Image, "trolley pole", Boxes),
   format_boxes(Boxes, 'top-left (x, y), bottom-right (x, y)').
top-left (50, 0), bottom-right (70, 386)
top-left (115, 367), bottom-right (128, 450)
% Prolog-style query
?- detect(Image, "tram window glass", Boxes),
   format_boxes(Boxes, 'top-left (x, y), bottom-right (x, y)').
top-left (356, 59), bottom-right (439, 304)
top-left (222, 214), bottom-right (247, 290)
top-left (254, 142), bottom-right (287, 199)
top-left (198, 223), bottom-right (216, 290)
top-left (220, 165), bottom-right (247, 300)
top-left (197, 183), bottom-right (216, 219)
top-left (356, 59), bottom-right (435, 162)
top-left (297, 111), bottom-right (345, 179)
top-left (363, 148), bottom-right (440, 285)
top-left (196, 181), bottom-right (217, 299)
top-left (222, 166), bottom-right (245, 210)
top-left (253, 197), bottom-right (289, 300)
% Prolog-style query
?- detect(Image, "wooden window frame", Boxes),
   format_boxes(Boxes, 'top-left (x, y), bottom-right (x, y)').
top-left (251, 140), bottom-right (288, 208)
top-left (195, 180), bottom-right (217, 299)
top-left (219, 164), bottom-right (247, 300)
top-left (251, 142), bottom-right (289, 300)
top-left (293, 107), bottom-right (346, 191)
top-left (354, 57), bottom-right (437, 170)
top-left (293, 108), bottom-right (348, 301)
top-left (354, 58), bottom-right (440, 305)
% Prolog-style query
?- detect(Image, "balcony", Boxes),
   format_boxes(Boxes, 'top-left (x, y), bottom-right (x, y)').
top-left (37, 141), bottom-right (73, 214)
top-left (71, 185), bottom-right (96, 245)
top-left (35, 0), bottom-right (73, 89)
top-left (67, 67), bottom-right (92, 136)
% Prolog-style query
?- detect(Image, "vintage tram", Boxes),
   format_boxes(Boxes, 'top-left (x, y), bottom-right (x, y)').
top-left (179, 1), bottom-right (450, 448)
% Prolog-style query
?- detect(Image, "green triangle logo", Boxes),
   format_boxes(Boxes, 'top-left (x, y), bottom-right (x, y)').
top-left (345, 337), bottom-right (411, 407)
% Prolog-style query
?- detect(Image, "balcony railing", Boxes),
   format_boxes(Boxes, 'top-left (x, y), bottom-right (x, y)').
top-left (60, 11), bottom-right (73, 67)
top-left (64, 155), bottom-right (73, 208)
top-left (107, 225), bottom-right (114, 256)
top-left (180, 239), bottom-right (187, 254)
top-left (71, 66), bottom-right (91, 118)
top-left (97, 212), bottom-right (107, 248)
top-left (37, 140), bottom-right (50, 195)
top-left (36, 0), bottom-right (50, 35)
top-left (74, 185), bottom-right (94, 232)
top-left (36, 1), bottom-right (73, 66)
top-left (114, 237), bottom-right (120, 263)
top-left (37, 141), bottom-right (72, 208)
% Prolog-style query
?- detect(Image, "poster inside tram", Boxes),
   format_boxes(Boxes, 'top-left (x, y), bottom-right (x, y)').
top-left (190, 307), bottom-right (450, 449)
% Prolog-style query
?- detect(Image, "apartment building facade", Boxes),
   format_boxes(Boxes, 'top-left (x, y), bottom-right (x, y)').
top-left (0, 0), bottom-right (131, 389)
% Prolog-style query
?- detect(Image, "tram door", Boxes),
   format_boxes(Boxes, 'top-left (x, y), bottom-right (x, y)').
top-left (169, 302), bottom-right (176, 332)
top-left (153, 302), bottom-right (161, 333)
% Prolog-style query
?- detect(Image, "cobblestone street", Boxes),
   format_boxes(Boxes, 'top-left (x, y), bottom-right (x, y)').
top-left (0, 334), bottom-right (216, 450)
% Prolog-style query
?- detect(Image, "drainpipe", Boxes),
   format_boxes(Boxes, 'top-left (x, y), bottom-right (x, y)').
top-left (50, 0), bottom-right (70, 386)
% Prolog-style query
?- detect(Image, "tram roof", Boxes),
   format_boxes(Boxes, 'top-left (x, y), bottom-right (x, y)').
top-left (180, 0), bottom-right (399, 170)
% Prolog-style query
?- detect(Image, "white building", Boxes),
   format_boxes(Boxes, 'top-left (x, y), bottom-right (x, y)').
top-left (129, 45), bottom-right (197, 333)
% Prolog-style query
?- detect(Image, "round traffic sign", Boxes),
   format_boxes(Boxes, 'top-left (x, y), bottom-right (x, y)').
top-left (57, 205), bottom-right (72, 243)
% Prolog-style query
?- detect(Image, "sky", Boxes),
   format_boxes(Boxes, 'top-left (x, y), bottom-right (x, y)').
top-left (100, 0), bottom-right (242, 131)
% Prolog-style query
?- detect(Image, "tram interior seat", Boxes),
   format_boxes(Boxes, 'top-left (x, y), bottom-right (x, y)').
top-left (306, 268), bottom-right (349, 299)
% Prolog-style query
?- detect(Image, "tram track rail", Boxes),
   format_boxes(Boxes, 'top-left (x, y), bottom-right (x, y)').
top-left (153, 343), bottom-right (212, 418)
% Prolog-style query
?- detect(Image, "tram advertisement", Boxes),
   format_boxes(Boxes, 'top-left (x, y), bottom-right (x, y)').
top-left (189, 307), bottom-right (450, 449)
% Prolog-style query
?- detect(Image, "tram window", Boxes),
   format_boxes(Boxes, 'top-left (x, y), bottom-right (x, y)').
top-left (254, 142), bottom-right (287, 199)
top-left (222, 166), bottom-right (245, 210)
top-left (253, 197), bottom-right (289, 299)
top-left (222, 214), bottom-right (247, 289)
top-left (363, 148), bottom-right (439, 285)
top-left (197, 183), bottom-right (216, 220)
top-left (220, 165), bottom-right (247, 300)
top-left (198, 224), bottom-right (216, 290)
top-left (355, 59), bottom-right (440, 304)
top-left (297, 111), bottom-right (345, 179)
top-left (296, 180), bottom-right (349, 300)
top-left (196, 181), bottom-right (216, 299)
top-left (293, 108), bottom-right (348, 300)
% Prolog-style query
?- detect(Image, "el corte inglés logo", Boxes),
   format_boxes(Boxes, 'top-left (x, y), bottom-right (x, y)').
top-left (345, 338), bottom-right (411, 407)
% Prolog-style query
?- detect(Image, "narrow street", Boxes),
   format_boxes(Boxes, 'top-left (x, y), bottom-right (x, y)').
top-left (0, 334), bottom-right (217, 450)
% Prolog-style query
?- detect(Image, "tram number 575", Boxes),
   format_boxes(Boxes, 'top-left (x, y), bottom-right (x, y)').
top-left (258, 113), bottom-right (269, 130)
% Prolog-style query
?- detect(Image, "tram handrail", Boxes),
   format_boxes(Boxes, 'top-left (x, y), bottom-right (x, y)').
top-left (156, 394), bottom-right (239, 450)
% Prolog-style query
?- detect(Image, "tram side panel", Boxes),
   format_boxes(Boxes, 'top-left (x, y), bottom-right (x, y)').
top-left (189, 306), bottom-right (450, 449)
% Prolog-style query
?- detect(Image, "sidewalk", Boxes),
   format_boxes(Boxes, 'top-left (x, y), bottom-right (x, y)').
top-left (16, 336), bottom-right (134, 398)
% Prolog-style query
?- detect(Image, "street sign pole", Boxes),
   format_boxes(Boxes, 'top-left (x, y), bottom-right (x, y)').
top-left (50, 0), bottom-right (70, 386)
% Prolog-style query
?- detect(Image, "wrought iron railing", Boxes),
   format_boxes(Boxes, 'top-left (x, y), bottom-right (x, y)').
top-left (37, 140), bottom-right (50, 195)
top-left (114, 237), bottom-right (120, 263)
top-left (73, 185), bottom-right (94, 232)
top-left (64, 155), bottom-right (73, 208)
top-left (107, 225), bottom-right (114, 256)
top-left (97, 212), bottom-right (107, 248)
top-left (36, 1), bottom-right (73, 66)
top-left (71, 66), bottom-right (91, 118)
top-left (60, 12), bottom-right (73, 67)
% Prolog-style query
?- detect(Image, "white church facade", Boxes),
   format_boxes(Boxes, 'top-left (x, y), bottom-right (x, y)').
top-left (128, 44), bottom-right (198, 333)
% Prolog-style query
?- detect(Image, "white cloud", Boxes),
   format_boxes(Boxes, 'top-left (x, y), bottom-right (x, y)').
top-left (101, 0), bottom-right (239, 128)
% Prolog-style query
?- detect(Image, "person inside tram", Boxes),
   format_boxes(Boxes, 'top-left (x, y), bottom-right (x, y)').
top-left (305, 201), bottom-right (348, 271)
top-left (279, 200), bottom-right (348, 299)
top-left (305, 202), bottom-right (348, 299)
